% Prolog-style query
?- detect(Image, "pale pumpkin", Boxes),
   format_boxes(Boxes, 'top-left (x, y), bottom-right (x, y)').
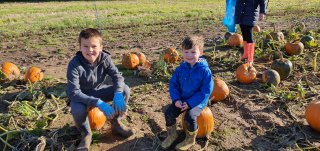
top-left (163, 48), bottom-right (179, 63)
top-left (236, 63), bottom-right (257, 84)
top-left (24, 66), bottom-right (44, 83)
top-left (122, 53), bottom-right (140, 70)
top-left (262, 69), bottom-right (280, 86)
top-left (285, 41), bottom-right (304, 56)
top-left (88, 107), bottom-right (107, 130)
top-left (305, 101), bottom-right (320, 132)
top-left (182, 107), bottom-right (214, 138)
top-left (228, 33), bottom-right (243, 47)
top-left (210, 77), bottom-right (229, 102)
top-left (136, 52), bottom-right (146, 65)
top-left (253, 25), bottom-right (261, 32)
top-left (1, 62), bottom-right (20, 81)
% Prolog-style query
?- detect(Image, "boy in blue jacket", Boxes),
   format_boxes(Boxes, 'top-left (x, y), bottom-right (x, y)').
top-left (67, 28), bottom-right (133, 150)
top-left (161, 36), bottom-right (213, 151)
top-left (236, 0), bottom-right (267, 67)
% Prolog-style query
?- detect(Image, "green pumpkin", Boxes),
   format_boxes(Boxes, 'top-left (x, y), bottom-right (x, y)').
top-left (271, 52), bottom-right (293, 80)
top-left (262, 69), bottom-right (281, 86)
top-left (300, 35), bottom-right (315, 48)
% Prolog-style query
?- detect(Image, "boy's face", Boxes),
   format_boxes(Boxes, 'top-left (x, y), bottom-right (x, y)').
top-left (80, 37), bottom-right (102, 64)
top-left (182, 46), bottom-right (200, 66)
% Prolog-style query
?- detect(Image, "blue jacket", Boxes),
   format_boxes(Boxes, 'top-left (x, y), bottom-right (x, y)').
top-left (66, 50), bottom-right (125, 107)
top-left (235, 0), bottom-right (267, 26)
top-left (169, 58), bottom-right (213, 109)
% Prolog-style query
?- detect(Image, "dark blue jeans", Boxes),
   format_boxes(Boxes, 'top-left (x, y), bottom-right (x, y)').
top-left (165, 104), bottom-right (202, 132)
top-left (70, 84), bottom-right (130, 135)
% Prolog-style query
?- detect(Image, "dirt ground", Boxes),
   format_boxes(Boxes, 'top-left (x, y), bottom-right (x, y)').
top-left (1, 11), bottom-right (320, 151)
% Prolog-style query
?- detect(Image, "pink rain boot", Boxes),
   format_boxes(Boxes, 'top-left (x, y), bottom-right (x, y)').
top-left (247, 43), bottom-right (255, 67)
top-left (240, 41), bottom-right (248, 61)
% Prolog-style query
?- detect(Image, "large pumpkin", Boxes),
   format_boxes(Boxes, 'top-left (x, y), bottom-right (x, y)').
top-left (305, 101), bottom-right (320, 132)
top-left (271, 52), bottom-right (293, 80)
top-left (1, 62), bottom-right (20, 81)
top-left (228, 33), bottom-right (243, 47)
top-left (88, 107), bottom-right (107, 130)
top-left (285, 41), bottom-right (304, 56)
top-left (182, 107), bottom-right (214, 138)
top-left (235, 63), bottom-right (257, 84)
top-left (122, 53), bottom-right (140, 70)
top-left (24, 66), bottom-right (44, 83)
top-left (210, 77), bottom-right (229, 102)
top-left (136, 52), bottom-right (146, 65)
top-left (163, 48), bottom-right (179, 63)
top-left (262, 69), bottom-right (280, 86)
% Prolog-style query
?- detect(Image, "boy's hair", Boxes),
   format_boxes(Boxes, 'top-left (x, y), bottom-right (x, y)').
top-left (181, 36), bottom-right (204, 52)
top-left (78, 28), bottom-right (102, 45)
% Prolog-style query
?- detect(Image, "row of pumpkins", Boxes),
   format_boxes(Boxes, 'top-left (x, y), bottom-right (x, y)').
top-left (0, 62), bottom-right (44, 83)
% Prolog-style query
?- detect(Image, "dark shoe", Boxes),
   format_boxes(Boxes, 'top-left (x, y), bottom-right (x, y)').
top-left (76, 133), bottom-right (92, 151)
top-left (111, 118), bottom-right (133, 138)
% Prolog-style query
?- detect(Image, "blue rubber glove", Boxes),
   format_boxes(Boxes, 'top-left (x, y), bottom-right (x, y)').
top-left (96, 99), bottom-right (115, 119)
top-left (113, 91), bottom-right (126, 114)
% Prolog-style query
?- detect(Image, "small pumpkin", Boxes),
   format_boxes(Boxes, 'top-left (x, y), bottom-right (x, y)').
top-left (136, 52), bottom-right (146, 65)
top-left (300, 35), bottom-right (315, 48)
top-left (253, 25), bottom-right (261, 32)
top-left (24, 66), bottom-right (44, 83)
top-left (163, 48), bottom-right (179, 63)
top-left (210, 77), bottom-right (229, 102)
top-left (285, 41), bottom-right (304, 56)
top-left (271, 51), bottom-right (293, 80)
top-left (228, 33), bottom-right (243, 47)
top-left (266, 32), bottom-right (285, 42)
top-left (1, 62), bottom-right (20, 81)
top-left (182, 107), bottom-right (214, 138)
top-left (262, 69), bottom-right (281, 86)
top-left (88, 107), bottom-right (106, 130)
top-left (235, 63), bottom-right (257, 84)
top-left (305, 101), bottom-right (320, 132)
top-left (122, 52), bottom-right (140, 70)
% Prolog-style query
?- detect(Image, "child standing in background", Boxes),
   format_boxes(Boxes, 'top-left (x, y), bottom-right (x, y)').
top-left (236, 0), bottom-right (267, 66)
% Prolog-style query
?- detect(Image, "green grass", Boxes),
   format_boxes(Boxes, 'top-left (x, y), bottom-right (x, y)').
top-left (1, 0), bottom-right (318, 37)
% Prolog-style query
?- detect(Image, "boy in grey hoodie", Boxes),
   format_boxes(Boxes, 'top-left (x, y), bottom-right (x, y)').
top-left (67, 28), bottom-right (133, 151)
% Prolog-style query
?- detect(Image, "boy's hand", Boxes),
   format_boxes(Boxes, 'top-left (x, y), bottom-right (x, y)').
top-left (96, 99), bottom-right (115, 119)
top-left (175, 100), bottom-right (183, 109)
top-left (180, 102), bottom-right (189, 111)
top-left (259, 13), bottom-right (265, 21)
top-left (113, 91), bottom-right (126, 114)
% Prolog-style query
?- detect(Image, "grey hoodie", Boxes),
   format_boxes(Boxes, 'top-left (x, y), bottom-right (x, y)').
top-left (66, 50), bottom-right (125, 107)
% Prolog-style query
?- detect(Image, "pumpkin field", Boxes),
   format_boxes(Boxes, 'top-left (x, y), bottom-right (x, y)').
top-left (1, 0), bottom-right (320, 150)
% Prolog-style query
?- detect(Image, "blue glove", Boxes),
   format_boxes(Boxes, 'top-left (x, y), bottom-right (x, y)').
top-left (113, 91), bottom-right (126, 113)
top-left (96, 99), bottom-right (115, 119)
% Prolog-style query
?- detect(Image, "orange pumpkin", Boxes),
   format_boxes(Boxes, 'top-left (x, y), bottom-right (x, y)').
top-left (88, 107), bottom-right (106, 130)
top-left (285, 41), bottom-right (304, 56)
top-left (122, 53), bottom-right (140, 70)
top-left (236, 63), bottom-right (257, 84)
top-left (228, 33), bottom-right (243, 47)
top-left (210, 77), bottom-right (229, 102)
top-left (163, 48), bottom-right (179, 63)
top-left (24, 66), bottom-right (43, 83)
top-left (182, 107), bottom-right (214, 138)
top-left (253, 25), bottom-right (261, 32)
top-left (1, 62), bottom-right (20, 81)
top-left (305, 101), bottom-right (320, 132)
top-left (136, 52), bottom-right (146, 65)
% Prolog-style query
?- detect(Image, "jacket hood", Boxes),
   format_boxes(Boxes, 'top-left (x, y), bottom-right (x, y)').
top-left (180, 57), bottom-right (209, 69)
